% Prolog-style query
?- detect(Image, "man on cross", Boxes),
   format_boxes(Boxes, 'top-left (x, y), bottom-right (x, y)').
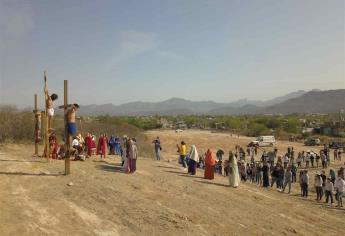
top-left (65, 104), bottom-right (79, 138)
top-left (44, 75), bottom-right (58, 129)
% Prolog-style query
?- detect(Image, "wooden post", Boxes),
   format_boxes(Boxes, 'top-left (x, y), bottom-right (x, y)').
top-left (33, 94), bottom-right (39, 155)
top-left (64, 80), bottom-right (70, 175)
top-left (44, 72), bottom-right (50, 161)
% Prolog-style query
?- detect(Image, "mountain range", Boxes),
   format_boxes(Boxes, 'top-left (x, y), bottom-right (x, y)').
top-left (77, 89), bottom-right (345, 116)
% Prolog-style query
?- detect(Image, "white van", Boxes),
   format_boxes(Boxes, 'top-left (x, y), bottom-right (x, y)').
top-left (252, 136), bottom-right (276, 147)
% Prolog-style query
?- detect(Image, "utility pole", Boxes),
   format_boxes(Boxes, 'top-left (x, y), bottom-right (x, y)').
top-left (44, 72), bottom-right (50, 160)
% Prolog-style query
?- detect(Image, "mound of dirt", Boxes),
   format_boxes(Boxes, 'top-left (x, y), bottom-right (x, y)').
top-left (0, 131), bottom-right (344, 235)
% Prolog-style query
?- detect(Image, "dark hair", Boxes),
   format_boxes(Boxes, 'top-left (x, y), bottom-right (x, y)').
top-left (74, 103), bottom-right (80, 108)
top-left (50, 93), bottom-right (58, 101)
top-left (181, 141), bottom-right (185, 145)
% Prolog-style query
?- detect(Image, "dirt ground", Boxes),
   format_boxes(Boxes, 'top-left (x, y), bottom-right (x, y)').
top-left (0, 130), bottom-right (344, 236)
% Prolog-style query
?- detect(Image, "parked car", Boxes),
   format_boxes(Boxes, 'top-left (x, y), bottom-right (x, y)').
top-left (329, 141), bottom-right (345, 149)
top-left (304, 137), bottom-right (321, 146)
top-left (251, 136), bottom-right (276, 147)
top-left (175, 129), bottom-right (183, 133)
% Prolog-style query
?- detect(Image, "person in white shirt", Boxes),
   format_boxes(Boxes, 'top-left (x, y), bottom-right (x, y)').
top-left (72, 136), bottom-right (82, 154)
top-left (335, 176), bottom-right (345, 207)
top-left (72, 137), bottom-right (80, 149)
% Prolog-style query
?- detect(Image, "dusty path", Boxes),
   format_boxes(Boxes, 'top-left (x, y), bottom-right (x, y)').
top-left (0, 140), bottom-right (344, 236)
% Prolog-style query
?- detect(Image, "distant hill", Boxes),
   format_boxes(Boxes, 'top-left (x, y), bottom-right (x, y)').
top-left (262, 89), bottom-right (345, 114)
top-left (77, 89), bottom-right (345, 116)
top-left (225, 90), bottom-right (307, 108)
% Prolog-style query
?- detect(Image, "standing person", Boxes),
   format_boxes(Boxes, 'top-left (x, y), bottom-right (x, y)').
top-left (152, 137), bottom-right (161, 161)
top-left (216, 149), bottom-right (224, 162)
top-left (277, 165), bottom-right (285, 190)
top-left (84, 133), bottom-right (93, 158)
top-left (188, 145), bottom-right (199, 175)
top-left (338, 167), bottom-right (344, 180)
top-left (121, 136), bottom-right (128, 167)
top-left (315, 153), bottom-right (320, 168)
top-left (299, 170), bottom-right (304, 196)
top-left (321, 151), bottom-right (327, 169)
top-left (310, 152), bottom-right (315, 168)
top-left (290, 147), bottom-right (295, 164)
top-left (301, 170), bottom-right (309, 198)
top-left (97, 134), bottom-right (107, 159)
top-left (296, 152), bottom-right (302, 168)
top-left (128, 138), bottom-right (138, 173)
top-left (108, 135), bottom-right (116, 155)
top-left (334, 149), bottom-right (338, 161)
top-left (229, 151), bottom-right (240, 187)
top-left (271, 165), bottom-right (279, 188)
top-left (262, 161), bottom-right (270, 187)
top-left (270, 148), bottom-right (277, 167)
top-left (250, 146), bottom-right (255, 163)
top-left (330, 169), bottom-right (336, 184)
top-left (324, 178), bottom-right (334, 205)
top-left (315, 172), bottom-right (323, 201)
top-left (291, 163), bottom-right (297, 183)
top-left (250, 163), bottom-right (256, 183)
top-left (204, 149), bottom-right (216, 180)
top-left (123, 136), bottom-right (131, 173)
top-left (283, 154), bottom-right (289, 169)
top-left (115, 136), bottom-right (121, 155)
top-left (177, 141), bottom-right (187, 169)
top-left (256, 163), bottom-right (263, 186)
top-left (320, 170), bottom-right (327, 198)
top-left (283, 166), bottom-right (292, 194)
top-left (305, 151), bottom-right (310, 169)
top-left (338, 149), bottom-right (342, 162)
top-left (334, 176), bottom-right (345, 207)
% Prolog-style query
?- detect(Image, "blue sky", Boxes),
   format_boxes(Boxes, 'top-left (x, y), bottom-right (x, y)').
top-left (0, 0), bottom-right (344, 108)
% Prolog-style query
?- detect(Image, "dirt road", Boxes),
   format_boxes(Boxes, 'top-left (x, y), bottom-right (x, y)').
top-left (0, 131), bottom-right (344, 236)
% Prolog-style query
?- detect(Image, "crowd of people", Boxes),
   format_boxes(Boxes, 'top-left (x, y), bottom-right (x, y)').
top-left (166, 140), bottom-right (345, 207)
top-left (46, 132), bottom-right (138, 174)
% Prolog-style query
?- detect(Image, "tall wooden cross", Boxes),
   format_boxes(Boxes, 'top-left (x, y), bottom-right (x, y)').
top-left (33, 94), bottom-right (39, 156)
top-left (64, 80), bottom-right (70, 175)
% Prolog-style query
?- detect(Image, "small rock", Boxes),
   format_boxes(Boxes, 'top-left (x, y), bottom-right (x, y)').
top-left (67, 182), bottom-right (74, 186)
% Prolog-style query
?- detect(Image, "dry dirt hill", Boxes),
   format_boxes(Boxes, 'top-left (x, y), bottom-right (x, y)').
top-left (0, 130), bottom-right (344, 236)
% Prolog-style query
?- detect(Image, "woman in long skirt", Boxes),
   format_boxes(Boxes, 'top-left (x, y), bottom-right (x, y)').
top-left (128, 138), bottom-right (138, 173)
top-left (204, 149), bottom-right (216, 180)
top-left (229, 151), bottom-right (240, 187)
top-left (188, 145), bottom-right (199, 175)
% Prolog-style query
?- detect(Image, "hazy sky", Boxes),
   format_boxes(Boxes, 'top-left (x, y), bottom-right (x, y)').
top-left (0, 0), bottom-right (344, 108)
